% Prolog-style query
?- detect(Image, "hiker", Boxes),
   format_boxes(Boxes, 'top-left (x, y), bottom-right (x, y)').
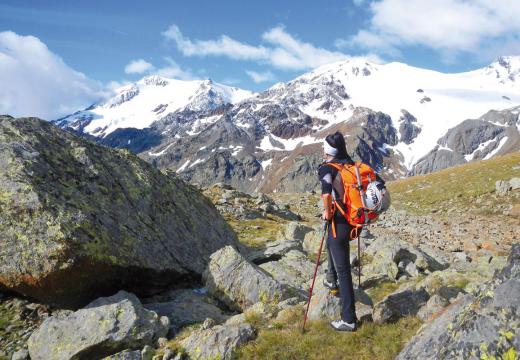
top-left (318, 131), bottom-right (358, 332)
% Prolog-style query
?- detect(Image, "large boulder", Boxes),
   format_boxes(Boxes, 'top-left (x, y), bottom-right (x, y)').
top-left (28, 291), bottom-right (169, 360)
top-left (397, 243), bottom-right (520, 359)
top-left (203, 246), bottom-right (294, 311)
top-left (179, 322), bottom-right (255, 360)
top-left (0, 116), bottom-right (237, 308)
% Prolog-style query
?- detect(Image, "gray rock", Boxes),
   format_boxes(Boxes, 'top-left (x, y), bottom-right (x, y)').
top-left (373, 287), bottom-right (430, 324)
top-left (397, 243), bottom-right (520, 359)
top-left (203, 246), bottom-right (294, 311)
top-left (11, 348), bottom-right (29, 360)
top-left (0, 117), bottom-right (238, 308)
top-left (362, 237), bottom-right (449, 287)
top-left (259, 250), bottom-right (315, 289)
top-left (28, 291), bottom-right (169, 360)
top-left (162, 348), bottom-right (175, 360)
top-left (302, 224), bottom-right (325, 256)
top-left (102, 350), bottom-right (142, 360)
top-left (144, 289), bottom-right (228, 332)
top-left (510, 177), bottom-right (520, 190)
top-left (278, 222), bottom-right (312, 241)
top-left (246, 239), bottom-right (302, 264)
top-left (141, 345), bottom-right (154, 360)
top-left (179, 323), bottom-right (255, 360)
top-left (307, 274), bottom-right (373, 321)
top-left (417, 294), bottom-right (450, 321)
top-left (496, 180), bottom-right (512, 195)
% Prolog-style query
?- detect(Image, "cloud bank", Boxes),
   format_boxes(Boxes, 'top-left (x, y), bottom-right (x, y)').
top-left (162, 24), bottom-right (352, 71)
top-left (0, 31), bottom-right (103, 120)
top-left (343, 0), bottom-right (520, 60)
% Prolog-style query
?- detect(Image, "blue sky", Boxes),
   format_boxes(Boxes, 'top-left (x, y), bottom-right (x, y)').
top-left (1, 0), bottom-right (519, 119)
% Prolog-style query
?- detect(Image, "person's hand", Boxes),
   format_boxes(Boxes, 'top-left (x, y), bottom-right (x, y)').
top-left (322, 209), bottom-right (332, 221)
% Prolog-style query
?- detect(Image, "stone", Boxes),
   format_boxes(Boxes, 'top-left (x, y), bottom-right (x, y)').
top-left (201, 318), bottom-right (216, 330)
top-left (103, 350), bottom-right (142, 360)
top-left (278, 222), bottom-right (312, 241)
top-left (246, 239), bottom-right (302, 264)
top-left (495, 180), bottom-right (512, 195)
top-left (307, 274), bottom-right (373, 321)
top-left (179, 323), bottom-right (255, 360)
top-left (397, 244), bottom-right (520, 359)
top-left (259, 250), bottom-right (315, 289)
top-left (372, 287), bottom-right (430, 324)
top-left (156, 338), bottom-right (168, 348)
top-left (302, 224), bottom-right (326, 255)
top-left (0, 117), bottom-right (238, 308)
top-left (509, 177), bottom-right (520, 190)
top-left (509, 204), bottom-right (520, 217)
top-left (203, 246), bottom-right (294, 311)
top-left (28, 291), bottom-right (169, 360)
top-left (417, 294), bottom-right (450, 321)
top-left (162, 348), bottom-right (175, 360)
top-left (11, 348), bottom-right (29, 360)
top-left (141, 345), bottom-right (154, 360)
top-left (144, 289), bottom-right (228, 332)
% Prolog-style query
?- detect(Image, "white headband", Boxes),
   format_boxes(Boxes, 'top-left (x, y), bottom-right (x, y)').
top-left (323, 140), bottom-right (338, 156)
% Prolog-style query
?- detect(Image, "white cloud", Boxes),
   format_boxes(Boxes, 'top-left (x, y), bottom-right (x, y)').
top-left (246, 70), bottom-right (276, 83)
top-left (124, 59), bottom-right (154, 74)
top-left (0, 31), bottom-right (103, 120)
top-left (155, 57), bottom-right (195, 80)
top-left (346, 0), bottom-right (520, 59)
top-left (352, 0), bottom-right (366, 6)
top-left (163, 25), bottom-right (269, 60)
top-left (163, 24), bottom-right (351, 71)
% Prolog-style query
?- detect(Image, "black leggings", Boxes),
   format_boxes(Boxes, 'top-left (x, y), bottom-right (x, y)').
top-left (326, 217), bottom-right (357, 323)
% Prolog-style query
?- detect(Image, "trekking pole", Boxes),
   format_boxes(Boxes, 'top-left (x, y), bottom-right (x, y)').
top-left (302, 220), bottom-right (328, 333)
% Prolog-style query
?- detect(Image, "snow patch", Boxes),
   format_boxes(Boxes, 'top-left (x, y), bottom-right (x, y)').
top-left (261, 159), bottom-right (272, 170)
top-left (484, 137), bottom-right (508, 160)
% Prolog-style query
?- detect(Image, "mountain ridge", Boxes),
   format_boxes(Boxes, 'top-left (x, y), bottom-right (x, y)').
top-left (56, 56), bottom-right (520, 192)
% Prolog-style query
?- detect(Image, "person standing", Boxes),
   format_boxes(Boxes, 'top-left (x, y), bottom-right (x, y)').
top-left (318, 131), bottom-right (358, 332)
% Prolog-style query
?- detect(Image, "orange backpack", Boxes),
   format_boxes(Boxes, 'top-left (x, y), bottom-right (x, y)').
top-left (324, 162), bottom-right (380, 239)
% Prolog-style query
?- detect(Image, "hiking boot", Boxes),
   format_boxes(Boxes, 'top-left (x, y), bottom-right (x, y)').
top-left (322, 277), bottom-right (338, 291)
top-left (330, 319), bottom-right (357, 332)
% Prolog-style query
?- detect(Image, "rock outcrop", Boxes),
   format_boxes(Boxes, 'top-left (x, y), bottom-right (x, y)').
top-left (179, 322), bottom-right (255, 360)
top-left (0, 116), bottom-right (237, 308)
top-left (28, 291), bottom-right (169, 360)
top-left (203, 246), bottom-right (295, 311)
top-left (397, 243), bottom-right (520, 359)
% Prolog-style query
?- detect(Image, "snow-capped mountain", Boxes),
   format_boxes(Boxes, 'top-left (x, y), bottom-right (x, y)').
top-left (55, 75), bottom-right (253, 138)
top-left (57, 56), bottom-right (520, 192)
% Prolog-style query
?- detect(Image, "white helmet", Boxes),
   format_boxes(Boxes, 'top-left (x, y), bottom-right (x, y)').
top-left (364, 181), bottom-right (390, 214)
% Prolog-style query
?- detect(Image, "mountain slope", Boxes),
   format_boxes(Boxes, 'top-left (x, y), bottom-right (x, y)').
top-left (55, 76), bottom-right (253, 138)
top-left (57, 56), bottom-right (520, 192)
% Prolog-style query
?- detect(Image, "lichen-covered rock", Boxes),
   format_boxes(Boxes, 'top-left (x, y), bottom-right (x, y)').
top-left (179, 323), bottom-right (255, 360)
top-left (28, 291), bottom-right (169, 360)
top-left (246, 239), bottom-right (302, 264)
top-left (144, 289), bottom-right (228, 332)
top-left (307, 274), bottom-right (373, 321)
top-left (203, 246), bottom-right (294, 311)
top-left (416, 294), bottom-right (450, 321)
top-left (278, 222), bottom-right (312, 241)
top-left (259, 250), bottom-right (315, 289)
top-left (372, 287), bottom-right (430, 324)
top-left (397, 243), bottom-right (520, 359)
top-left (0, 116), bottom-right (237, 308)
